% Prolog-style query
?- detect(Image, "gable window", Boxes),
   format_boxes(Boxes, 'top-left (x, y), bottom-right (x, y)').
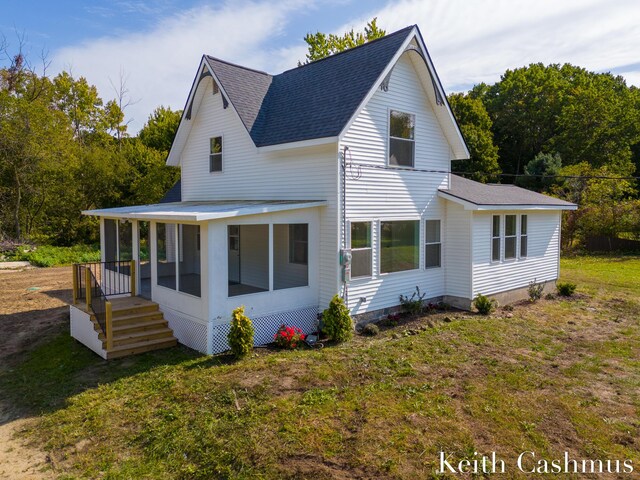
top-left (425, 220), bottom-right (441, 268)
top-left (504, 215), bottom-right (517, 260)
top-left (389, 110), bottom-right (415, 167)
top-left (209, 136), bottom-right (222, 172)
top-left (289, 224), bottom-right (308, 265)
top-left (492, 215), bottom-right (501, 262)
top-left (520, 215), bottom-right (528, 258)
top-left (380, 220), bottom-right (419, 273)
top-left (350, 222), bottom-right (372, 278)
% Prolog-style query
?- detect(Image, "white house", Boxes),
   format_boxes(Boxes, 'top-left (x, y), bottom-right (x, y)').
top-left (72, 25), bottom-right (577, 357)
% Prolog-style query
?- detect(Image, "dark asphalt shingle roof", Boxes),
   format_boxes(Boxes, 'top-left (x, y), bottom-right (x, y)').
top-left (160, 179), bottom-right (181, 203)
top-left (441, 175), bottom-right (576, 207)
top-left (204, 26), bottom-right (414, 147)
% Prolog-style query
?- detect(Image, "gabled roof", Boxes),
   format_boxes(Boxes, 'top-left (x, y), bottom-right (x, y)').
top-left (438, 175), bottom-right (577, 210)
top-left (168, 25), bottom-right (468, 164)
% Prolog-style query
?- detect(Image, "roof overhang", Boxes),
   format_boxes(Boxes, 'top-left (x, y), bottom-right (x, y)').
top-left (82, 200), bottom-right (327, 222)
top-left (256, 136), bottom-right (338, 153)
top-left (438, 190), bottom-right (578, 211)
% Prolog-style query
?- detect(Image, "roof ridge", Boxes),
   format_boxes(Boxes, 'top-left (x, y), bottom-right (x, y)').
top-left (205, 55), bottom-right (272, 77)
top-left (278, 24), bottom-right (416, 74)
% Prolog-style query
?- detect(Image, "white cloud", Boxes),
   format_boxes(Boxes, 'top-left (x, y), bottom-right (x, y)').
top-left (53, 0), bottom-right (312, 132)
top-left (335, 0), bottom-right (640, 91)
top-left (52, 0), bottom-right (640, 133)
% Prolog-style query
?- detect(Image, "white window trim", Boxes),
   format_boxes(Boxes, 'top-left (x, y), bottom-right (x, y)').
top-left (424, 218), bottom-right (442, 269)
top-left (348, 220), bottom-right (373, 279)
top-left (490, 214), bottom-right (529, 264)
top-left (378, 218), bottom-right (421, 276)
top-left (386, 107), bottom-right (416, 169)
top-left (209, 135), bottom-right (223, 174)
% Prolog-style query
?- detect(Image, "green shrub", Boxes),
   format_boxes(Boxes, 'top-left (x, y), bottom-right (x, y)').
top-left (322, 295), bottom-right (353, 342)
top-left (361, 323), bottom-right (380, 336)
top-left (556, 281), bottom-right (577, 296)
top-left (228, 306), bottom-right (254, 358)
top-left (399, 286), bottom-right (426, 315)
top-left (473, 294), bottom-right (496, 315)
top-left (528, 279), bottom-right (545, 302)
top-left (10, 244), bottom-right (100, 267)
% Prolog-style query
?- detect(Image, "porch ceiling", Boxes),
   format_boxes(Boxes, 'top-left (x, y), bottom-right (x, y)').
top-left (82, 200), bottom-right (327, 221)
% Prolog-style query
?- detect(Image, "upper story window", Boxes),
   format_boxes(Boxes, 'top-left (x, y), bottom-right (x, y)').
top-left (210, 136), bottom-right (222, 172)
top-left (389, 110), bottom-right (415, 167)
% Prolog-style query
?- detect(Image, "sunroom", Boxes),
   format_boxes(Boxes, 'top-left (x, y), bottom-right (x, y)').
top-left (72, 200), bottom-right (325, 357)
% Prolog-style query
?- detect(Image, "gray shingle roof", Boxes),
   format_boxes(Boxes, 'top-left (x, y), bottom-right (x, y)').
top-left (160, 179), bottom-right (181, 203)
top-left (440, 175), bottom-right (576, 207)
top-left (204, 26), bottom-right (414, 147)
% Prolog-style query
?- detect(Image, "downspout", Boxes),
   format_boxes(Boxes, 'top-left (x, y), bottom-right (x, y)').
top-left (341, 145), bottom-right (349, 305)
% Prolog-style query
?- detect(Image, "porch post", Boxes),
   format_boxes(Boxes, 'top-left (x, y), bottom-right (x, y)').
top-left (85, 266), bottom-right (92, 310)
top-left (132, 220), bottom-right (140, 296)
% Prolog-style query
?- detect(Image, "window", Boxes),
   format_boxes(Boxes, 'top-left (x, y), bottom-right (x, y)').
top-left (289, 224), bottom-right (308, 265)
top-left (380, 220), bottom-right (419, 273)
top-left (228, 224), bottom-right (269, 297)
top-left (209, 136), bottom-right (222, 172)
top-left (389, 110), bottom-right (415, 167)
top-left (156, 223), bottom-right (176, 290)
top-left (228, 225), bottom-right (239, 251)
top-left (275, 224), bottom-right (308, 290)
top-left (425, 220), bottom-right (441, 268)
top-left (178, 224), bottom-right (201, 297)
top-left (504, 215), bottom-right (517, 259)
top-left (520, 215), bottom-right (528, 258)
top-left (350, 222), bottom-right (372, 278)
top-left (492, 215), bottom-right (501, 262)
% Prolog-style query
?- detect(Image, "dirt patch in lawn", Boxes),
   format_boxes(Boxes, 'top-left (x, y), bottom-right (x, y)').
top-left (0, 266), bottom-right (71, 367)
top-left (0, 419), bottom-right (53, 480)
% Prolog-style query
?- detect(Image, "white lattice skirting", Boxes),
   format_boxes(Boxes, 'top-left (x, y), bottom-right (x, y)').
top-left (161, 308), bottom-right (209, 354)
top-left (210, 305), bottom-right (319, 354)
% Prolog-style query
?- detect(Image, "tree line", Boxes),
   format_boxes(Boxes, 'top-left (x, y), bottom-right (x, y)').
top-left (2, 22), bottom-right (639, 251)
top-left (0, 43), bottom-right (180, 246)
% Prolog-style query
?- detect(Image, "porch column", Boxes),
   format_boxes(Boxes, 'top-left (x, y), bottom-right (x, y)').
top-left (132, 220), bottom-right (140, 295)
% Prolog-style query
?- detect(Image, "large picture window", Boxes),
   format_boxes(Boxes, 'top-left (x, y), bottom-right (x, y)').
top-left (425, 220), bottom-right (441, 269)
top-left (492, 215), bottom-right (501, 262)
top-left (350, 222), bottom-right (372, 278)
top-left (380, 220), bottom-right (419, 273)
top-left (209, 136), bottom-right (222, 172)
top-left (389, 110), bottom-right (415, 167)
top-left (504, 215), bottom-right (517, 260)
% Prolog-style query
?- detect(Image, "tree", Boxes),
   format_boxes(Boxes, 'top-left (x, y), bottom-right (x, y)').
top-left (447, 93), bottom-right (501, 182)
top-left (516, 152), bottom-right (562, 191)
top-left (52, 71), bottom-right (104, 138)
top-left (138, 106), bottom-right (182, 153)
top-left (301, 18), bottom-right (385, 64)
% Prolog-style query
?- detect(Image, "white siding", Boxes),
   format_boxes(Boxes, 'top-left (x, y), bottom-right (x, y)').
top-left (179, 78), bottom-right (339, 309)
top-left (339, 54), bottom-right (453, 313)
top-left (444, 202), bottom-right (472, 299)
top-left (472, 211), bottom-right (561, 296)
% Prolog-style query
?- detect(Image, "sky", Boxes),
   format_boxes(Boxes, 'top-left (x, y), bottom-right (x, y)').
top-left (3, 0), bottom-right (640, 133)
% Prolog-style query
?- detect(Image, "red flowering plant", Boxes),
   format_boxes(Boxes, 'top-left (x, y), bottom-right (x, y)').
top-left (273, 324), bottom-right (307, 349)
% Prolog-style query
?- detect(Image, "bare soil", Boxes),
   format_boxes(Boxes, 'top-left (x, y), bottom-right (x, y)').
top-left (0, 266), bottom-right (71, 479)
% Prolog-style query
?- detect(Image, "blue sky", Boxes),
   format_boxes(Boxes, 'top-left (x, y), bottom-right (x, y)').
top-left (3, 0), bottom-right (640, 132)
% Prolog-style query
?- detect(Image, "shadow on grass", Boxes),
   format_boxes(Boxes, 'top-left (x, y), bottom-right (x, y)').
top-left (0, 327), bottom-right (202, 426)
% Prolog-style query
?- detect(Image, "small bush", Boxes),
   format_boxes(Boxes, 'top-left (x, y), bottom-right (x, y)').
top-left (322, 295), bottom-right (353, 342)
top-left (273, 324), bottom-right (306, 349)
top-left (399, 286), bottom-right (426, 315)
top-left (557, 281), bottom-right (577, 297)
top-left (228, 306), bottom-right (254, 358)
top-left (361, 323), bottom-right (380, 336)
top-left (528, 279), bottom-right (545, 303)
top-left (9, 244), bottom-right (100, 267)
top-left (473, 294), bottom-right (496, 315)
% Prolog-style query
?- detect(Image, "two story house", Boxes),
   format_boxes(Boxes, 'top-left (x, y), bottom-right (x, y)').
top-left (73, 25), bottom-right (576, 358)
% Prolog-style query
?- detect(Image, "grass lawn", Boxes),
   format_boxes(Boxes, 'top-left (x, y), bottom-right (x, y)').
top-left (2, 256), bottom-right (639, 478)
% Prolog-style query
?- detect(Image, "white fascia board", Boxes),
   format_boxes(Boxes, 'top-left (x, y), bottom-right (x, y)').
top-left (412, 31), bottom-right (470, 160)
top-left (166, 57), bottom-right (208, 167)
top-left (437, 191), bottom-right (578, 211)
top-left (337, 28), bottom-right (417, 141)
top-left (257, 136), bottom-right (338, 152)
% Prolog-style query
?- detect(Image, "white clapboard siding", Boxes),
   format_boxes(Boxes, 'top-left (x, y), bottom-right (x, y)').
top-left (340, 54), bottom-right (453, 311)
top-left (472, 211), bottom-right (561, 296)
top-left (445, 202), bottom-right (472, 299)
top-left (180, 78), bottom-right (339, 306)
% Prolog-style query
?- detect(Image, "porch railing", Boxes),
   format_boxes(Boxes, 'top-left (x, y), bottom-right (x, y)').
top-left (72, 260), bottom-right (137, 351)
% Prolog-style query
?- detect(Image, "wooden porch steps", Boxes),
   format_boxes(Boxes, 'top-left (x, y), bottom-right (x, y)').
top-left (91, 297), bottom-right (177, 359)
